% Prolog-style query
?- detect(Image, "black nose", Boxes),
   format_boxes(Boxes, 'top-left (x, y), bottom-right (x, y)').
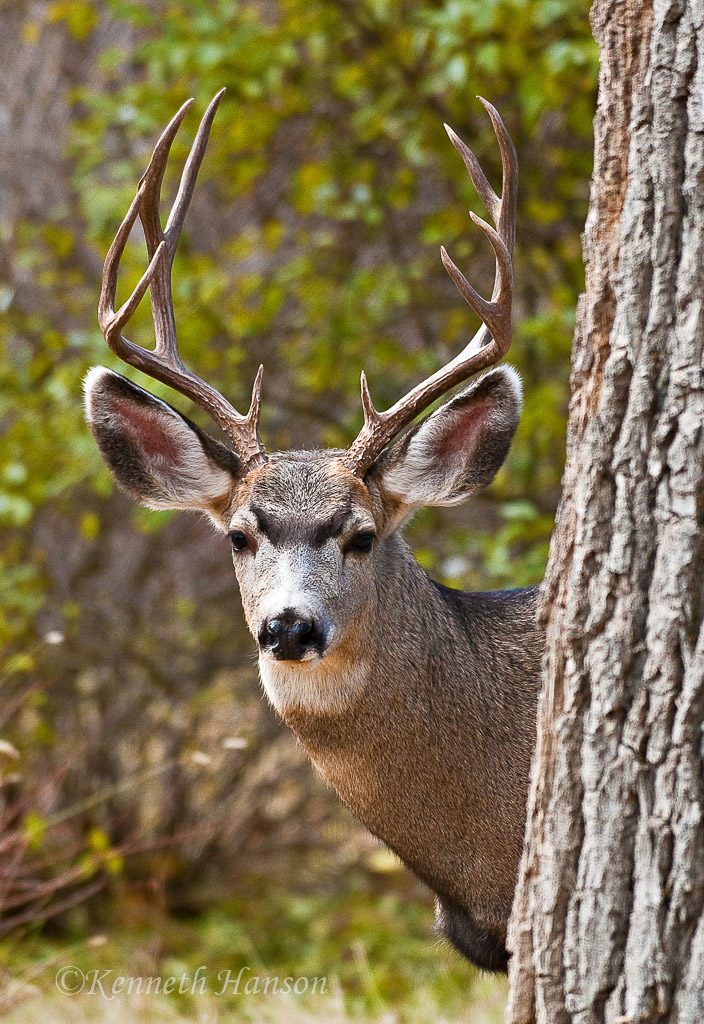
top-left (259, 610), bottom-right (320, 661)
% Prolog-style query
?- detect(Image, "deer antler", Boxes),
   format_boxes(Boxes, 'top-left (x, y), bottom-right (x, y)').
top-left (98, 90), bottom-right (268, 472)
top-left (342, 97), bottom-right (517, 477)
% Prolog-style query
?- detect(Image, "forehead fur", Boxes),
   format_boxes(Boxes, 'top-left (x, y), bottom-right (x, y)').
top-left (234, 450), bottom-right (373, 521)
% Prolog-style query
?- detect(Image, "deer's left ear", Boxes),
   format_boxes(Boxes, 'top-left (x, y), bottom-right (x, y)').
top-left (369, 366), bottom-right (521, 513)
top-left (84, 367), bottom-right (241, 523)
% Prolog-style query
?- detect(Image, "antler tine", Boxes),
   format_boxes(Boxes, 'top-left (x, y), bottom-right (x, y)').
top-left (442, 120), bottom-right (500, 224)
top-left (342, 98), bottom-right (518, 478)
top-left (97, 92), bottom-right (268, 472)
top-left (478, 96), bottom-right (518, 251)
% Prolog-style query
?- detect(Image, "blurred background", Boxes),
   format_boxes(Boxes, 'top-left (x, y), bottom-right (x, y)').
top-left (0, 0), bottom-right (595, 1019)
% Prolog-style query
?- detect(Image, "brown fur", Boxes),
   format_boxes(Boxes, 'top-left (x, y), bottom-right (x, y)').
top-left (241, 455), bottom-right (542, 971)
top-left (286, 558), bottom-right (541, 969)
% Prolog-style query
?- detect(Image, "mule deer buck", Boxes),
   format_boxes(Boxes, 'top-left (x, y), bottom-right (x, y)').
top-left (84, 91), bottom-right (543, 972)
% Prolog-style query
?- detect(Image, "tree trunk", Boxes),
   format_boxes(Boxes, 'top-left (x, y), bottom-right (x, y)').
top-left (506, 0), bottom-right (704, 1021)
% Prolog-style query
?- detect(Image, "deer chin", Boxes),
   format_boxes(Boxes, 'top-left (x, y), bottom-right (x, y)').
top-left (258, 647), bottom-right (369, 717)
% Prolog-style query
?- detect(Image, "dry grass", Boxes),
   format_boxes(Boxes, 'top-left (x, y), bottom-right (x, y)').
top-left (2, 964), bottom-right (507, 1024)
top-left (4, 986), bottom-right (507, 1024)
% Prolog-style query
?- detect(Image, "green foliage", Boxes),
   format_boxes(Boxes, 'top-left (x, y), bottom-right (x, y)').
top-left (1, 0), bottom-right (595, 636)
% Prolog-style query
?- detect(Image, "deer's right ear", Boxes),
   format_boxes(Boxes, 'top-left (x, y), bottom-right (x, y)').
top-left (368, 366), bottom-right (521, 523)
top-left (84, 368), bottom-right (242, 521)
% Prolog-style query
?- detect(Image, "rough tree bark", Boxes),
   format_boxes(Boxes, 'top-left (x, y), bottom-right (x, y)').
top-left (506, 0), bottom-right (704, 1021)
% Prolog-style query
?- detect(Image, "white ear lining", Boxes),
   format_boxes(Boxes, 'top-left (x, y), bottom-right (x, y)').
top-left (84, 366), bottom-right (178, 421)
top-left (134, 410), bottom-right (235, 511)
top-left (85, 367), bottom-right (236, 513)
top-left (380, 407), bottom-right (472, 507)
top-left (377, 366), bottom-right (522, 509)
top-left (492, 364), bottom-right (523, 406)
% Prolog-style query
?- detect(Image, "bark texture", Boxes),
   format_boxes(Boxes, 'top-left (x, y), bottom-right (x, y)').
top-left (506, 0), bottom-right (704, 1021)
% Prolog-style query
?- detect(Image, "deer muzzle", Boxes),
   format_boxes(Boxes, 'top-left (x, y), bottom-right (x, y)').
top-left (258, 609), bottom-right (328, 662)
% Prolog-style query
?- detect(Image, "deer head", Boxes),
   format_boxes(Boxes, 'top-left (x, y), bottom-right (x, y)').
top-left (85, 90), bottom-right (519, 713)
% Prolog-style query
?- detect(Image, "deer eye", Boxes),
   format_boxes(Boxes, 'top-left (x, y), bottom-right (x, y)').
top-left (229, 530), bottom-right (248, 551)
top-left (348, 531), bottom-right (376, 553)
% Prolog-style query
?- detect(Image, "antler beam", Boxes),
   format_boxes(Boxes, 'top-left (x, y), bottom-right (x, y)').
top-left (98, 91), bottom-right (268, 471)
top-left (342, 97), bottom-right (517, 477)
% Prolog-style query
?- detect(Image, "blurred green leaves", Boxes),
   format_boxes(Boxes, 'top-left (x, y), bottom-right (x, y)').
top-left (1, 0), bottom-right (597, 646)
